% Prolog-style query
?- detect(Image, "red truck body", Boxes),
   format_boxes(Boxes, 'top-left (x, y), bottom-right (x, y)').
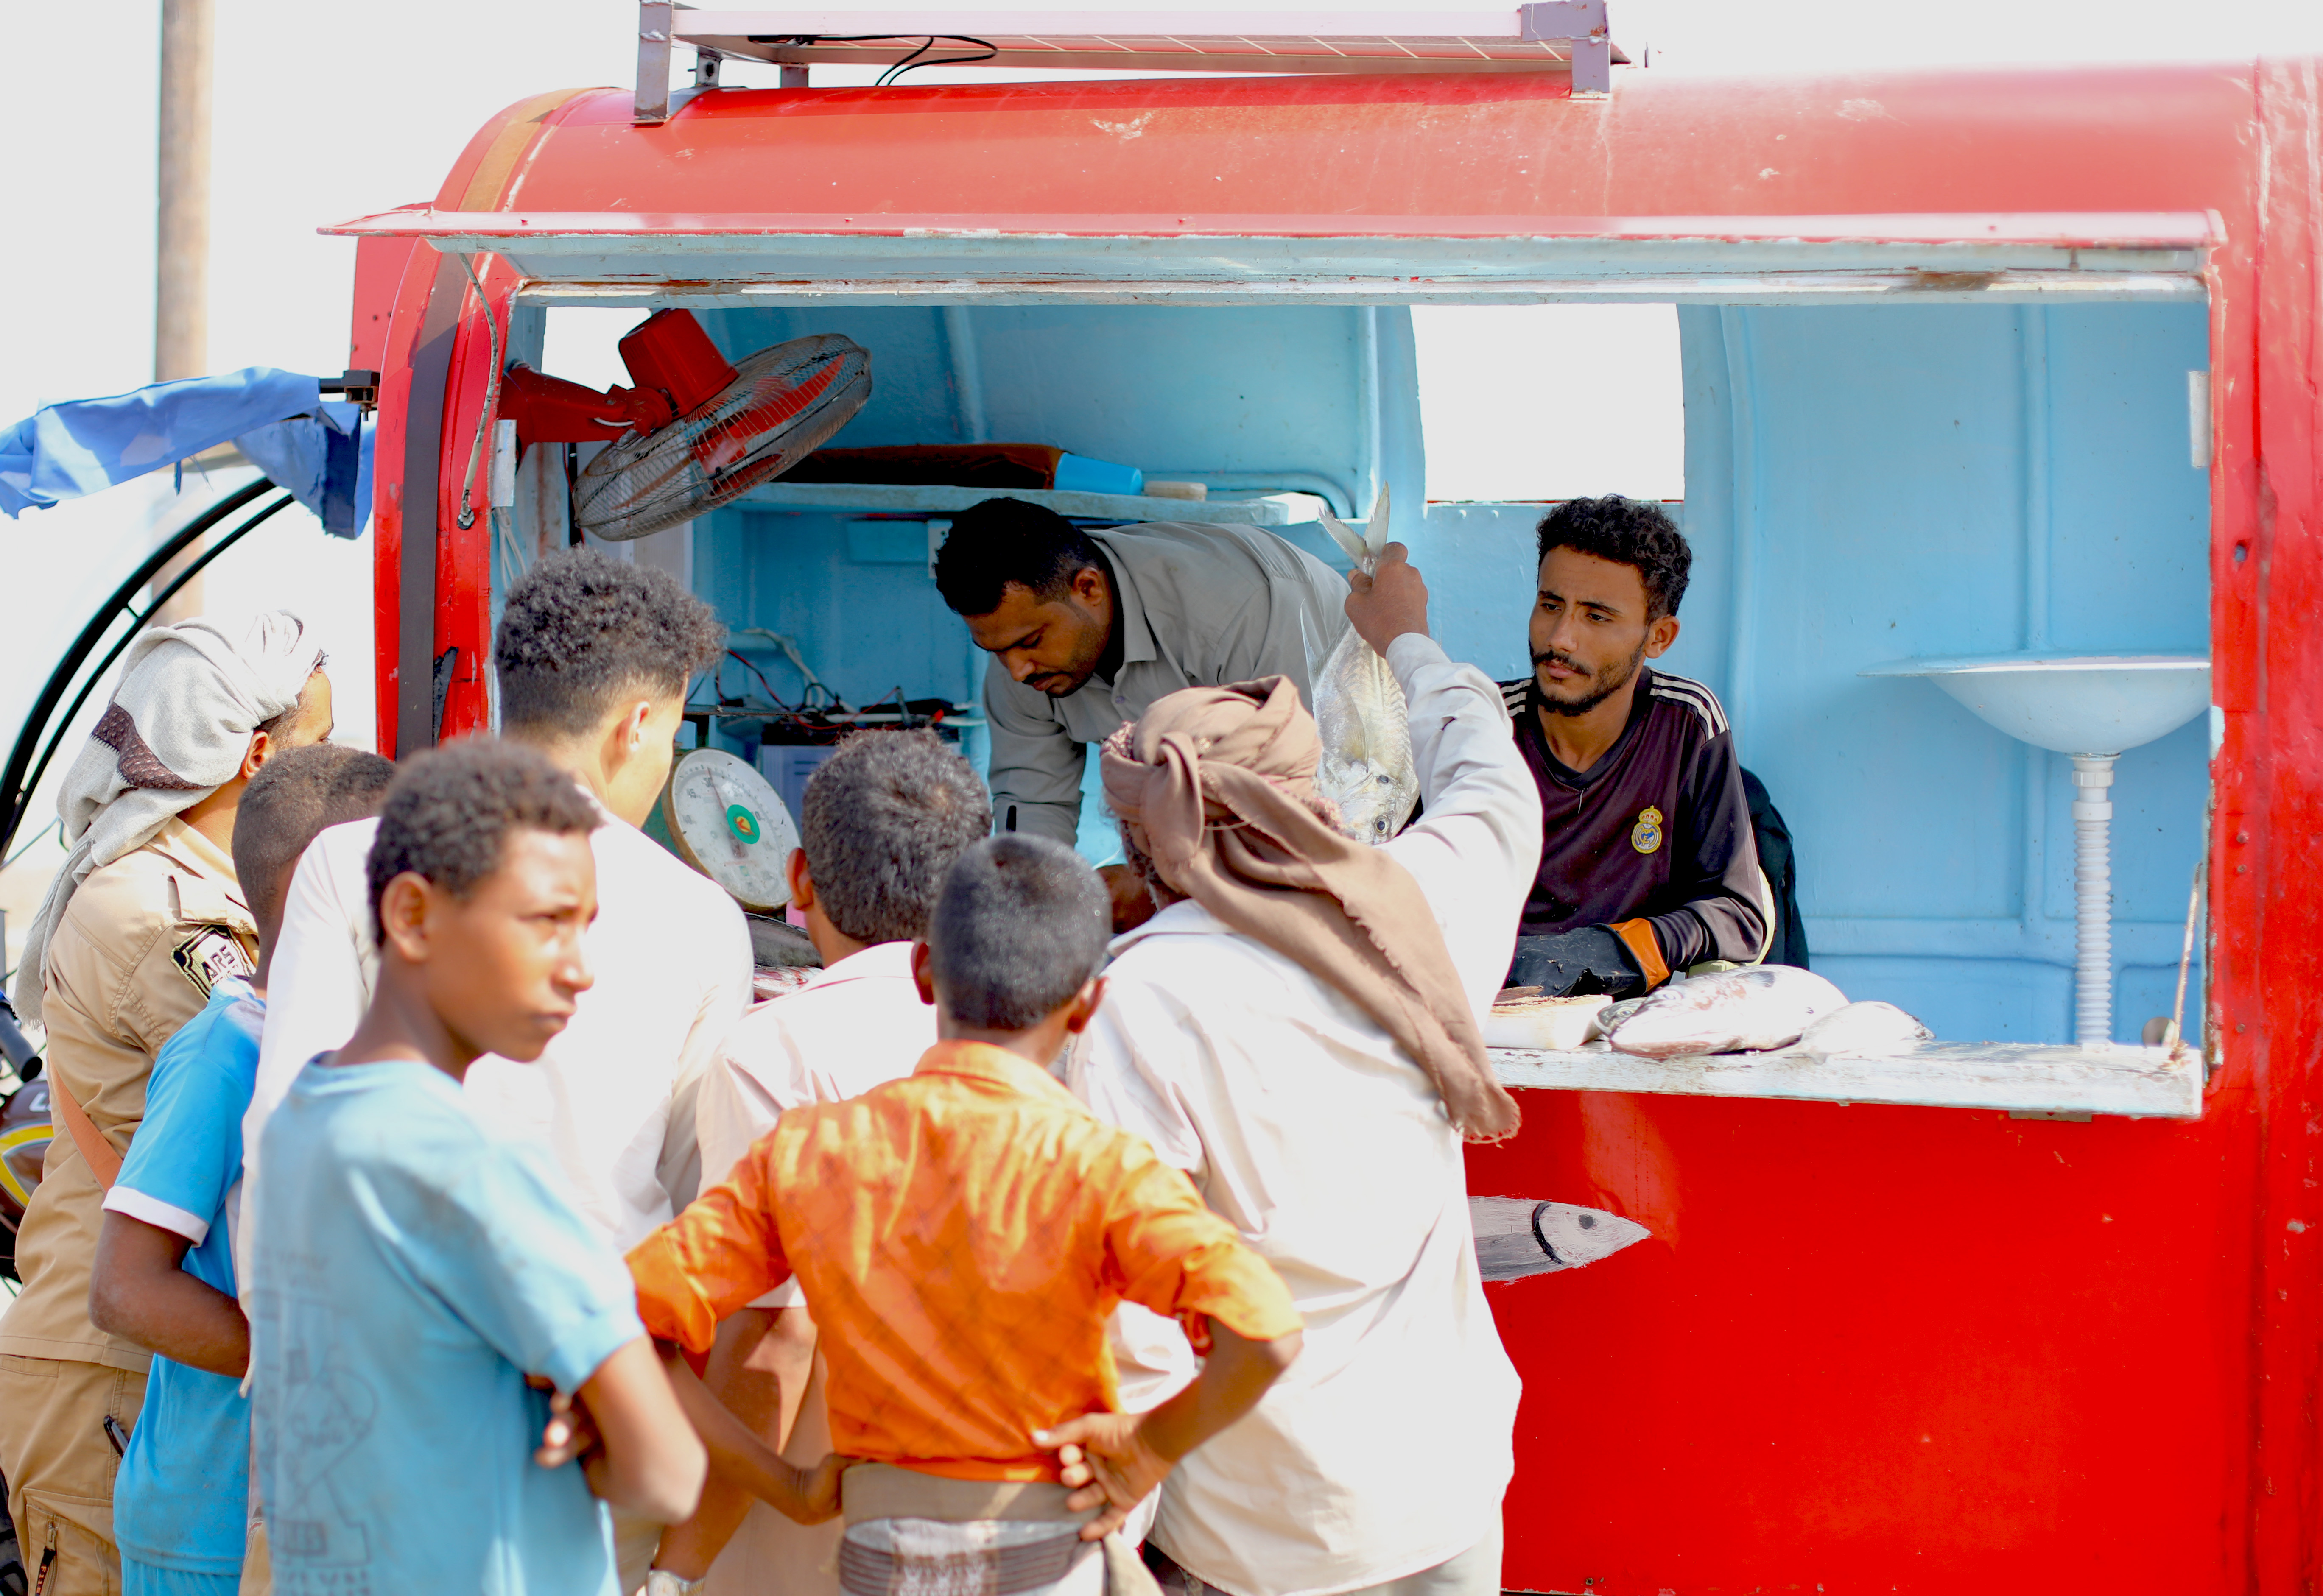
top-left (339, 59), bottom-right (2323, 1594)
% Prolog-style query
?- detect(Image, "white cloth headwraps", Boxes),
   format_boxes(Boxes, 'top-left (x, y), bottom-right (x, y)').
top-left (8, 611), bottom-right (322, 1022)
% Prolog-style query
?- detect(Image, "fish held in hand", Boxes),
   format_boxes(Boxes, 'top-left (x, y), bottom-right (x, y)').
top-left (1797, 999), bottom-right (1934, 1056)
top-left (1606, 965), bottom-right (1851, 1059)
top-left (1313, 486), bottom-right (1421, 845)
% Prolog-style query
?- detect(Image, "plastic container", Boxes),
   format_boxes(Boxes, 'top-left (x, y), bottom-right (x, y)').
top-left (1052, 452), bottom-right (1144, 496)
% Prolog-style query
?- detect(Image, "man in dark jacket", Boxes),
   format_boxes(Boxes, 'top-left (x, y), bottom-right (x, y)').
top-left (1500, 497), bottom-right (1772, 999)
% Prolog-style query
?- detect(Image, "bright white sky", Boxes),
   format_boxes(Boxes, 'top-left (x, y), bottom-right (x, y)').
top-left (0, 0), bottom-right (2315, 949)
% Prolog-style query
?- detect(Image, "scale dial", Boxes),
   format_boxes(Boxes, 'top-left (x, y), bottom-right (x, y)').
top-left (658, 748), bottom-right (799, 912)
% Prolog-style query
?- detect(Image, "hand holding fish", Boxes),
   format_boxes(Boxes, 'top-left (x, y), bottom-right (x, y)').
top-left (1313, 491), bottom-right (1424, 843)
top-left (1344, 541), bottom-right (1431, 654)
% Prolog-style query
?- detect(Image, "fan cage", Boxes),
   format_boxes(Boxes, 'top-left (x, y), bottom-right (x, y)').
top-left (576, 332), bottom-right (872, 541)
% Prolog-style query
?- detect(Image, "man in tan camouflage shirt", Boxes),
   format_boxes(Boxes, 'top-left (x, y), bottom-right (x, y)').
top-left (0, 614), bottom-right (329, 1596)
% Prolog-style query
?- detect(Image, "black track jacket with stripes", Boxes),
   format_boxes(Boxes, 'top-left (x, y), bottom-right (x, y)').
top-left (1499, 667), bottom-right (1770, 971)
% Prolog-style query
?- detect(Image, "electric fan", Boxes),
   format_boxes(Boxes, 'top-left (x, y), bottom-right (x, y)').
top-left (499, 310), bottom-right (871, 541)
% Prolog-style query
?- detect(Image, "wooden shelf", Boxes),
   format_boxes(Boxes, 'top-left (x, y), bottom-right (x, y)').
top-left (1490, 1040), bottom-right (2204, 1119)
top-left (735, 480), bottom-right (1330, 525)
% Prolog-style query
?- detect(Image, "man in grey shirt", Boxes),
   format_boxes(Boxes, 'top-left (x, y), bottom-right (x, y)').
top-left (934, 497), bottom-right (1351, 927)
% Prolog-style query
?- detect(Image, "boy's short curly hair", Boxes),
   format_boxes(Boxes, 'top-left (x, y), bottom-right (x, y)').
top-left (1535, 495), bottom-right (1694, 621)
top-left (800, 731), bottom-right (990, 945)
top-left (366, 741), bottom-right (601, 945)
top-left (494, 548), bottom-right (726, 739)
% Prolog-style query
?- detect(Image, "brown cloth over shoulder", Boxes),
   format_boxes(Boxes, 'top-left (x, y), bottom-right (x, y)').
top-left (1099, 676), bottom-right (1520, 1142)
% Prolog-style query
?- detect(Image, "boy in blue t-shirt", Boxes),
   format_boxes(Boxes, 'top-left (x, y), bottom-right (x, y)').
top-left (91, 743), bottom-right (397, 1596)
top-left (245, 741), bottom-right (709, 1596)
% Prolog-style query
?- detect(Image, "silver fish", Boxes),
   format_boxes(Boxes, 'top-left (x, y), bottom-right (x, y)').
top-left (1313, 486), bottom-right (1420, 845)
top-left (1797, 999), bottom-right (1934, 1056)
top-left (1606, 965), bottom-right (1851, 1060)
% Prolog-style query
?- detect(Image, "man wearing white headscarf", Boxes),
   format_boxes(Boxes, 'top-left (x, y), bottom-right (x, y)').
top-left (0, 611), bottom-right (327, 1596)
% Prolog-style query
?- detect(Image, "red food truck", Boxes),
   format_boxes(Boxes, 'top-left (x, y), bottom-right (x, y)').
top-left (323, 15), bottom-right (2321, 1592)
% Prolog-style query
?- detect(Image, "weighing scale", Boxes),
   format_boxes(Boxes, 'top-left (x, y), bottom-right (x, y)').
top-left (655, 747), bottom-right (800, 913)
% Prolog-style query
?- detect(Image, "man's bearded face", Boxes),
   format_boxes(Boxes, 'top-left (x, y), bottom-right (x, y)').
top-left (964, 571), bottom-right (1113, 699)
top-left (1528, 548), bottom-right (1658, 718)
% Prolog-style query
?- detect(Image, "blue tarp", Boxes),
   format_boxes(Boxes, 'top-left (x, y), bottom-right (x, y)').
top-left (237, 403), bottom-right (375, 539)
top-left (0, 367), bottom-right (373, 537)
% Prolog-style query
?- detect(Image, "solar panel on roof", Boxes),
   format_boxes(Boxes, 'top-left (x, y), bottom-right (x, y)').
top-left (639, 4), bottom-right (1630, 119)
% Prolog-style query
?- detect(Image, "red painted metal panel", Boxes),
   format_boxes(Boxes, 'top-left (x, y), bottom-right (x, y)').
top-left (329, 210), bottom-right (2218, 247)
top-left (352, 235), bottom-right (430, 757)
top-left (2237, 57), bottom-right (2323, 1591)
top-left (347, 59), bottom-right (2323, 1592)
top-left (428, 257), bottom-right (511, 745)
top-left (347, 68), bottom-right (2255, 232)
top-left (363, 89), bottom-right (598, 751)
top-left (346, 235), bottom-right (416, 375)
top-left (1469, 1097), bottom-right (2249, 1590)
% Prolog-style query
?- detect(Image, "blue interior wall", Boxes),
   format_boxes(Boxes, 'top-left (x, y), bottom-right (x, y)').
top-left (695, 305), bottom-right (1385, 513)
top-left (1671, 303), bottom-right (2211, 1044)
top-left (680, 299), bottom-right (2208, 1045)
top-left (690, 304), bottom-right (1406, 862)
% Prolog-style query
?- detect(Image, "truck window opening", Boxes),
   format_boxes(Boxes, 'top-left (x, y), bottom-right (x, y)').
top-left (1414, 304), bottom-right (1686, 504)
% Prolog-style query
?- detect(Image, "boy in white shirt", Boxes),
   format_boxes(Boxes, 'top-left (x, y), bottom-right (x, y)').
top-left (664, 729), bottom-right (989, 1596)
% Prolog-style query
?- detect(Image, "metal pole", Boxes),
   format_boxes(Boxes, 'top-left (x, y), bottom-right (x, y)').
top-left (152, 0), bottom-right (215, 622)
top-left (635, 1), bottom-right (674, 123)
top-left (2071, 754), bottom-right (2117, 1046)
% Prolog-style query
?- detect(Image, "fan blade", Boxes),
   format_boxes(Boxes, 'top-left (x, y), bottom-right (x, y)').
top-left (572, 333), bottom-right (872, 541)
top-left (693, 355), bottom-right (845, 476)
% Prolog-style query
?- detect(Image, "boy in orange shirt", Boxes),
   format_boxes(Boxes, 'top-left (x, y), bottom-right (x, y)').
top-left (626, 834), bottom-right (1303, 1596)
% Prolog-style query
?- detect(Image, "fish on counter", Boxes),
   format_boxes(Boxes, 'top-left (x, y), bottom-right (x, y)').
top-left (1484, 986), bottom-right (1612, 1051)
top-left (1312, 486), bottom-right (1421, 844)
top-left (745, 913), bottom-right (821, 1003)
top-left (1605, 965), bottom-right (1851, 1059)
top-left (1797, 999), bottom-right (1934, 1055)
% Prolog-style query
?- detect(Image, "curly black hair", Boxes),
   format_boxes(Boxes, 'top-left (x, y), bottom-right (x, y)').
top-left (232, 743), bottom-right (396, 931)
top-left (932, 497), bottom-right (1104, 617)
top-left (925, 835), bottom-right (1110, 1032)
top-left (366, 741), bottom-right (601, 946)
top-left (494, 548), bottom-right (726, 739)
top-left (801, 731), bottom-right (990, 945)
top-left (1535, 496), bottom-right (1693, 621)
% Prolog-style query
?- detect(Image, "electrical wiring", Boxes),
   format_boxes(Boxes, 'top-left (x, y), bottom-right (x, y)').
top-left (690, 635), bottom-right (962, 745)
top-left (454, 253), bottom-right (506, 532)
top-left (743, 33), bottom-right (998, 86)
top-left (732, 628), bottom-right (836, 707)
top-left (720, 650), bottom-right (794, 709)
top-left (875, 36), bottom-right (999, 85)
